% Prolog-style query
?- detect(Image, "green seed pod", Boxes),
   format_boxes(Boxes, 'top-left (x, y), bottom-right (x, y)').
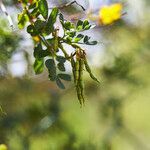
top-left (84, 58), bottom-right (100, 83)
top-left (75, 59), bottom-right (80, 85)
top-left (54, 38), bottom-right (58, 52)
top-left (53, 29), bottom-right (59, 52)
top-left (78, 59), bottom-right (85, 104)
top-left (71, 57), bottom-right (76, 84)
top-left (76, 84), bottom-right (83, 106)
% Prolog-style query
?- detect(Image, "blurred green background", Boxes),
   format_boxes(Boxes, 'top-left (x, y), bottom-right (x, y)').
top-left (0, 0), bottom-right (150, 149)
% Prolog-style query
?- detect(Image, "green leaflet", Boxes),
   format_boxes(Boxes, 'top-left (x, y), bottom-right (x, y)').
top-left (58, 73), bottom-right (71, 81)
top-left (18, 11), bottom-right (29, 29)
top-left (33, 58), bottom-right (44, 74)
top-left (56, 56), bottom-right (66, 63)
top-left (27, 24), bottom-right (38, 36)
top-left (46, 7), bottom-right (59, 34)
top-left (38, 0), bottom-right (48, 19)
top-left (29, 2), bottom-right (37, 9)
top-left (33, 43), bottom-right (42, 58)
top-left (76, 20), bottom-right (83, 31)
top-left (59, 13), bottom-right (64, 23)
top-left (56, 77), bottom-right (65, 89)
top-left (73, 34), bottom-right (84, 43)
top-left (64, 21), bottom-right (71, 30)
top-left (82, 20), bottom-right (89, 29)
top-left (57, 62), bottom-right (65, 72)
top-left (84, 58), bottom-right (100, 83)
top-left (34, 43), bottom-right (50, 59)
top-left (34, 19), bottom-right (46, 33)
top-left (76, 19), bottom-right (94, 31)
top-left (83, 35), bottom-right (97, 45)
top-left (30, 7), bottom-right (40, 18)
top-left (45, 59), bottom-right (57, 81)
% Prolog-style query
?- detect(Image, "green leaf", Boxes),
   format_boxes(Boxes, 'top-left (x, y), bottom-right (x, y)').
top-left (83, 20), bottom-right (89, 28)
top-left (34, 43), bottom-right (50, 59)
top-left (83, 36), bottom-right (97, 45)
top-left (18, 12), bottom-right (29, 29)
top-left (58, 73), bottom-right (71, 81)
top-left (59, 13), bottom-right (64, 22)
top-left (34, 19), bottom-right (46, 32)
top-left (30, 7), bottom-right (40, 18)
top-left (66, 31), bottom-right (76, 38)
top-left (56, 77), bottom-right (65, 89)
top-left (29, 2), bottom-right (37, 9)
top-left (27, 25), bottom-right (38, 36)
top-left (33, 58), bottom-right (44, 74)
top-left (82, 20), bottom-right (92, 30)
top-left (46, 7), bottom-right (59, 34)
top-left (65, 36), bottom-right (73, 43)
top-left (83, 35), bottom-right (90, 43)
top-left (38, 0), bottom-right (48, 19)
top-left (86, 41), bottom-right (97, 45)
top-left (64, 21), bottom-right (71, 30)
top-left (84, 25), bottom-right (91, 30)
top-left (74, 34), bottom-right (84, 43)
top-left (45, 59), bottom-right (56, 81)
top-left (57, 63), bottom-right (65, 72)
top-left (56, 56), bottom-right (66, 63)
top-left (34, 43), bottom-right (42, 58)
top-left (76, 20), bottom-right (83, 31)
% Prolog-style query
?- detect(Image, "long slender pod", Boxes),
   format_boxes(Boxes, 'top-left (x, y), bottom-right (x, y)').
top-left (84, 57), bottom-right (100, 83)
top-left (53, 28), bottom-right (59, 52)
top-left (58, 43), bottom-right (70, 59)
top-left (78, 58), bottom-right (85, 104)
top-left (75, 59), bottom-right (80, 85)
top-left (75, 58), bottom-right (83, 105)
top-left (71, 56), bottom-right (76, 84)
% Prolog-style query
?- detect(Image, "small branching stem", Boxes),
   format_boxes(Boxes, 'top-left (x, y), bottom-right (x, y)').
top-left (49, 1), bottom-right (85, 11)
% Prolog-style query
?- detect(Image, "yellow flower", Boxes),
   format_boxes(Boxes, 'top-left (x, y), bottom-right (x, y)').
top-left (0, 144), bottom-right (8, 150)
top-left (33, 36), bottom-right (40, 42)
top-left (99, 3), bottom-right (123, 25)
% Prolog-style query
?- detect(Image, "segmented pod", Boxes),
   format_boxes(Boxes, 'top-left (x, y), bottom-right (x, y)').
top-left (71, 57), bottom-right (76, 84)
top-left (54, 37), bottom-right (58, 52)
top-left (53, 29), bottom-right (59, 52)
top-left (78, 59), bottom-right (85, 104)
top-left (76, 84), bottom-right (83, 105)
top-left (84, 58), bottom-right (100, 83)
top-left (75, 59), bottom-right (80, 85)
top-left (71, 54), bottom-right (84, 105)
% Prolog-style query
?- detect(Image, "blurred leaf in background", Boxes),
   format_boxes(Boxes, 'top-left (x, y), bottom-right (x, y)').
top-left (0, 19), bottom-right (21, 75)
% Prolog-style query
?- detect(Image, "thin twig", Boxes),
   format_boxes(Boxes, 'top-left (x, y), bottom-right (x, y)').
top-left (49, 1), bottom-right (85, 11)
top-left (58, 43), bottom-right (70, 59)
top-left (39, 35), bottom-right (55, 56)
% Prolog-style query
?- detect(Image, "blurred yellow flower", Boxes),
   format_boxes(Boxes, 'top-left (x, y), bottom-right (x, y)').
top-left (33, 36), bottom-right (40, 42)
top-left (99, 3), bottom-right (123, 25)
top-left (0, 144), bottom-right (7, 150)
